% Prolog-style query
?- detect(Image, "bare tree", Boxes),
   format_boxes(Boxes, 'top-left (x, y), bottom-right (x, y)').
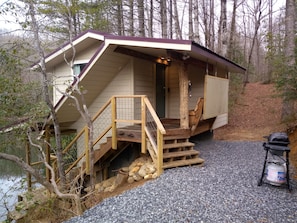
top-left (137, 0), bottom-right (145, 37)
top-left (189, 0), bottom-right (194, 40)
top-left (227, 0), bottom-right (238, 60)
top-left (281, 0), bottom-right (296, 121)
top-left (128, 0), bottom-right (135, 36)
top-left (244, 0), bottom-right (263, 84)
top-left (160, 0), bottom-right (168, 38)
top-left (264, 0), bottom-right (273, 83)
top-left (209, 0), bottom-right (215, 50)
top-left (116, 0), bottom-right (124, 35)
top-left (173, 0), bottom-right (182, 39)
top-left (217, 0), bottom-right (227, 56)
top-left (146, 0), bottom-right (154, 37)
top-left (193, 0), bottom-right (200, 43)
top-left (28, 0), bottom-right (66, 186)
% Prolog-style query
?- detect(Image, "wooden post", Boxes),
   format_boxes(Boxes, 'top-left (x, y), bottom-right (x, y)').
top-left (85, 126), bottom-right (90, 174)
top-left (157, 129), bottom-right (164, 176)
top-left (25, 139), bottom-right (32, 190)
top-left (111, 97), bottom-right (117, 150)
top-left (179, 62), bottom-right (189, 129)
top-left (45, 125), bottom-right (51, 183)
top-left (141, 96), bottom-right (146, 154)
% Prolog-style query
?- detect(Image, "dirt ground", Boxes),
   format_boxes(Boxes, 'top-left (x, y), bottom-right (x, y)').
top-left (214, 82), bottom-right (286, 141)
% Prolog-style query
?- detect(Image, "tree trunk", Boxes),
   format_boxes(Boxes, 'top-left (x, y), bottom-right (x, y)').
top-left (244, 0), bottom-right (262, 85)
top-left (227, 0), bottom-right (237, 60)
top-left (209, 0), bottom-right (215, 50)
top-left (201, 0), bottom-right (209, 47)
top-left (128, 0), bottom-right (135, 36)
top-left (193, 0), bottom-right (200, 43)
top-left (137, 0), bottom-right (145, 37)
top-left (27, 1), bottom-right (66, 186)
top-left (217, 0), bottom-right (227, 56)
top-left (116, 0), bottom-right (124, 35)
top-left (189, 0), bottom-right (194, 40)
top-left (147, 0), bottom-right (153, 37)
top-left (282, 0), bottom-right (296, 121)
top-left (264, 0), bottom-right (273, 84)
top-left (160, 0), bottom-right (168, 38)
top-left (173, 0), bottom-right (182, 39)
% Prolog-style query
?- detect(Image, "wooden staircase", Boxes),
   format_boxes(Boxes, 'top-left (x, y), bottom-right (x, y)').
top-left (162, 135), bottom-right (204, 169)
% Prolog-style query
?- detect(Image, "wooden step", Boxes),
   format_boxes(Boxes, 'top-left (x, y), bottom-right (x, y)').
top-left (163, 157), bottom-right (204, 169)
top-left (163, 142), bottom-right (195, 149)
top-left (163, 150), bottom-right (199, 159)
top-left (164, 135), bottom-right (191, 141)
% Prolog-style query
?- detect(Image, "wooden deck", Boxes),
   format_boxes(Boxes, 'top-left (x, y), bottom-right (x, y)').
top-left (116, 118), bottom-right (213, 169)
top-left (117, 118), bottom-right (214, 143)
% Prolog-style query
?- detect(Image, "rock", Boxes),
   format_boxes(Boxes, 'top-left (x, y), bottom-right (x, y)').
top-left (121, 167), bottom-right (129, 172)
top-left (138, 164), bottom-right (147, 177)
top-left (102, 176), bottom-right (116, 188)
top-left (133, 173), bottom-right (142, 181)
top-left (144, 174), bottom-right (153, 180)
top-left (115, 170), bottom-right (128, 186)
top-left (127, 177), bottom-right (134, 184)
top-left (129, 166), bottom-right (140, 176)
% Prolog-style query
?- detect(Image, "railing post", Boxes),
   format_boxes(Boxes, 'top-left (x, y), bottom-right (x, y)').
top-left (157, 129), bottom-right (164, 176)
top-left (141, 96), bottom-right (146, 153)
top-left (85, 126), bottom-right (90, 174)
top-left (25, 138), bottom-right (32, 190)
top-left (45, 125), bottom-right (51, 183)
top-left (111, 97), bottom-right (117, 150)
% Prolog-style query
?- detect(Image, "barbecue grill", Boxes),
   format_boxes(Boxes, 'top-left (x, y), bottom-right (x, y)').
top-left (258, 132), bottom-right (292, 191)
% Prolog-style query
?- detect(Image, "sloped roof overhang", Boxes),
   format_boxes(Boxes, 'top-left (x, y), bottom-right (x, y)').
top-left (47, 31), bottom-right (246, 127)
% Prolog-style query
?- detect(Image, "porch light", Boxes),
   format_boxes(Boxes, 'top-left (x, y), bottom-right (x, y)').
top-left (156, 57), bottom-right (172, 66)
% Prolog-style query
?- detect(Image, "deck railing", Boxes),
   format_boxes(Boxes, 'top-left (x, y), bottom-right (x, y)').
top-left (51, 95), bottom-right (166, 182)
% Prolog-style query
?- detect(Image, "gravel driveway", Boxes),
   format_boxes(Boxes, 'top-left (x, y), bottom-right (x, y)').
top-left (65, 134), bottom-right (297, 223)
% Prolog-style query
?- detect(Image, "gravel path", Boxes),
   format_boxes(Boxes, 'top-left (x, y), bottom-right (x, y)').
top-left (65, 135), bottom-right (297, 223)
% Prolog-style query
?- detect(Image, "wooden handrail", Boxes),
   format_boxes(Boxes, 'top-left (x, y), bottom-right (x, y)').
top-left (52, 95), bottom-right (166, 184)
top-left (143, 97), bottom-right (166, 134)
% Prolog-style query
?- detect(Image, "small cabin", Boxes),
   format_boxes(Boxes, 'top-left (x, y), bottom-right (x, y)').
top-left (33, 30), bottom-right (245, 185)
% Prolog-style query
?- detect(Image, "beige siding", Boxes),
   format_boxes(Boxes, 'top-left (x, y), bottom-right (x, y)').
top-left (52, 63), bottom-right (72, 104)
top-left (203, 75), bottom-right (229, 119)
top-left (71, 59), bottom-right (134, 154)
top-left (51, 43), bottom-right (100, 105)
top-left (133, 58), bottom-right (155, 119)
top-left (134, 58), bottom-right (154, 100)
top-left (212, 113), bottom-right (228, 129)
top-left (71, 59), bottom-right (133, 129)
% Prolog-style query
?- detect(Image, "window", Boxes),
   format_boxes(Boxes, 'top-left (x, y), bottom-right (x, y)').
top-left (73, 63), bottom-right (87, 76)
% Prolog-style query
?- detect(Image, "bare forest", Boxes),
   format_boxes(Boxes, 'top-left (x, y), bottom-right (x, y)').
top-left (0, 0), bottom-right (297, 222)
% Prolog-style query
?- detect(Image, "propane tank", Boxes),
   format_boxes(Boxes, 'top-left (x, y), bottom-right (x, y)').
top-left (266, 162), bottom-right (286, 186)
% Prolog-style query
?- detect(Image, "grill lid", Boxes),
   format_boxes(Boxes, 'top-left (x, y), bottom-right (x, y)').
top-left (268, 132), bottom-right (289, 145)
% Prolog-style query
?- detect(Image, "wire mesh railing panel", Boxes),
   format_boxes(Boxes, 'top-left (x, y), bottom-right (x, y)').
top-left (115, 97), bottom-right (142, 127)
top-left (92, 103), bottom-right (112, 148)
top-left (145, 106), bottom-right (158, 146)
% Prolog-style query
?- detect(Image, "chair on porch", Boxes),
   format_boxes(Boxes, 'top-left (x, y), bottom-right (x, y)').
top-left (189, 97), bottom-right (204, 132)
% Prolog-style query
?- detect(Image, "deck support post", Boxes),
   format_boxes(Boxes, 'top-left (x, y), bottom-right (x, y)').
top-left (85, 126), bottom-right (90, 174)
top-left (45, 125), bottom-right (51, 183)
top-left (141, 96), bottom-right (146, 154)
top-left (179, 62), bottom-right (189, 129)
top-left (111, 97), bottom-right (117, 150)
top-left (157, 129), bottom-right (164, 176)
top-left (25, 139), bottom-right (32, 190)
